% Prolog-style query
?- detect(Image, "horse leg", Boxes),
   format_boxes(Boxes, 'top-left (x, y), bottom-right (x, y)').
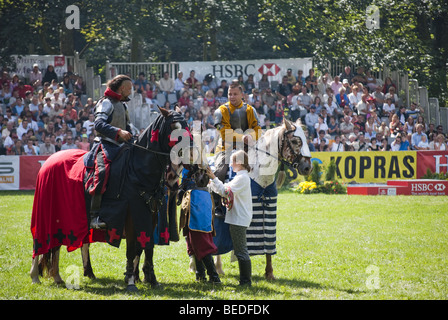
top-left (142, 242), bottom-right (160, 288)
top-left (214, 255), bottom-right (225, 275)
top-left (81, 243), bottom-right (96, 279)
top-left (189, 255), bottom-right (196, 273)
top-left (30, 256), bottom-right (41, 284)
top-left (50, 247), bottom-right (64, 285)
top-left (265, 254), bottom-right (276, 281)
top-left (133, 247), bottom-right (142, 283)
top-left (124, 212), bottom-right (138, 292)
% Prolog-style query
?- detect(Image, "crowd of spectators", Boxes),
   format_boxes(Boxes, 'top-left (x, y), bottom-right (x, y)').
top-left (0, 64), bottom-right (90, 155)
top-left (133, 66), bottom-right (447, 153)
top-left (1, 64), bottom-right (447, 157)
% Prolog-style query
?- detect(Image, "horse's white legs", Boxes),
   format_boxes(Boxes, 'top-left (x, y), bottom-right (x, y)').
top-left (214, 255), bottom-right (225, 275)
top-left (30, 256), bottom-right (40, 284)
top-left (52, 248), bottom-right (64, 284)
top-left (188, 255), bottom-right (196, 273)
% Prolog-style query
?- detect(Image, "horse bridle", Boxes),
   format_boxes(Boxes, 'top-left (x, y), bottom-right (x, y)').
top-left (252, 127), bottom-right (304, 171)
top-left (280, 128), bottom-right (304, 170)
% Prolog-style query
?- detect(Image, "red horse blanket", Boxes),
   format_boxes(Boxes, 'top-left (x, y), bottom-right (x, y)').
top-left (31, 149), bottom-right (105, 258)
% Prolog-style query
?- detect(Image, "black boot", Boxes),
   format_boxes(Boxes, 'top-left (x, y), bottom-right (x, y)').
top-left (194, 257), bottom-right (207, 282)
top-left (212, 193), bottom-right (225, 219)
top-left (89, 194), bottom-right (106, 229)
top-left (238, 259), bottom-right (252, 286)
top-left (202, 254), bottom-right (221, 284)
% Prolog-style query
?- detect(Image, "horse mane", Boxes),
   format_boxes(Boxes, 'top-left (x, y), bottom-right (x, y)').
top-left (136, 109), bottom-right (186, 152)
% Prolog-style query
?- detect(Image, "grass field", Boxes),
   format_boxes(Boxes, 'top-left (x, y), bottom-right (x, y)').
top-left (0, 190), bottom-right (447, 300)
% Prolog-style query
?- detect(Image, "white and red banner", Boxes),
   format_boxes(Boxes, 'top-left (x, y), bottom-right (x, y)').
top-left (0, 156), bottom-right (48, 190)
top-left (11, 55), bottom-right (68, 79)
top-left (178, 58), bottom-right (313, 86)
top-left (1, 151), bottom-right (447, 191)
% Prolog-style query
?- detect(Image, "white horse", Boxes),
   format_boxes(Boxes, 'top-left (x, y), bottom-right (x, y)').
top-left (209, 118), bottom-right (312, 280)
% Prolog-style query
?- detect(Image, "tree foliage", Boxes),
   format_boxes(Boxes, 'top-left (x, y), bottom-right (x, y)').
top-left (1, 0), bottom-right (446, 105)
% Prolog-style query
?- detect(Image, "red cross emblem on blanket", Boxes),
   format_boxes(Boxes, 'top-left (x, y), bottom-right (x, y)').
top-left (137, 232), bottom-right (151, 248)
top-left (159, 228), bottom-right (170, 244)
top-left (108, 228), bottom-right (121, 243)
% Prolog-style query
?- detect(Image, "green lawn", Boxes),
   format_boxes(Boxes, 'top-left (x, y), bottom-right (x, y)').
top-left (0, 190), bottom-right (447, 300)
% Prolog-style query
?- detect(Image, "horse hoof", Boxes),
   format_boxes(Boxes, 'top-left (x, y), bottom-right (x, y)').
top-left (216, 269), bottom-right (225, 275)
top-left (31, 278), bottom-right (41, 284)
top-left (127, 284), bottom-right (139, 292)
top-left (265, 272), bottom-right (276, 281)
top-left (55, 280), bottom-right (66, 287)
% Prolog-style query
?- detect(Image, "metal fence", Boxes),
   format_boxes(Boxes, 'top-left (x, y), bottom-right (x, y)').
top-left (126, 93), bottom-right (160, 132)
top-left (72, 52), bottom-right (103, 103)
top-left (105, 61), bottom-right (179, 83)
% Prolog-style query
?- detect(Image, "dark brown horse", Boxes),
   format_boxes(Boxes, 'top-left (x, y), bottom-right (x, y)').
top-left (30, 108), bottom-right (189, 291)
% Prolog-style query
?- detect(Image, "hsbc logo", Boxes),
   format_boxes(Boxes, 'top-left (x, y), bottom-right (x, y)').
top-left (411, 183), bottom-right (446, 192)
top-left (258, 63), bottom-right (281, 77)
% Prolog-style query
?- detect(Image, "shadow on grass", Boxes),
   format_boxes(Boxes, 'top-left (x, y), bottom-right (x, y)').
top-left (77, 273), bottom-right (348, 299)
top-left (45, 272), bottom-right (366, 299)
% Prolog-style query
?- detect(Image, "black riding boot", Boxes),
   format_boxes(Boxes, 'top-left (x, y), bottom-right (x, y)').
top-left (238, 259), bottom-right (252, 286)
top-left (212, 193), bottom-right (225, 219)
top-left (202, 254), bottom-right (221, 284)
top-left (194, 257), bottom-right (207, 282)
top-left (89, 194), bottom-right (106, 229)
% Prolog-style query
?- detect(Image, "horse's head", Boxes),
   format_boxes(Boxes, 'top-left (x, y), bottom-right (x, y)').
top-left (138, 106), bottom-right (191, 152)
top-left (280, 119), bottom-right (312, 176)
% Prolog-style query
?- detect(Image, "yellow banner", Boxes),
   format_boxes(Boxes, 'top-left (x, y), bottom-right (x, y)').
top-left (310, 151), bottom-right (417, 183)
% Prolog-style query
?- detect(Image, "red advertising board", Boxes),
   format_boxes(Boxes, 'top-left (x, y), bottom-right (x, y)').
top-left (19, 156), bottom-right (49, 190)
top-left (388, 179), bottom-right (448, 196)
top-left (416, 151), bottom-right (448, 177)
top-left (1, 151), bottom-right (448, 191)
top-left (54, 56), bottom-right (65, 67)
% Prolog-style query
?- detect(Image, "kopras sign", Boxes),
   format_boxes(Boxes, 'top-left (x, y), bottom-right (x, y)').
top-left (312, 151), bottom-right (416, 183)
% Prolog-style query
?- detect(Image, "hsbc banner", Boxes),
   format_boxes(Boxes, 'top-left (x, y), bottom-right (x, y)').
top-left (178, 58), bottom-right (313, 86)
top-left (0, 155), bottom-right (49, 191)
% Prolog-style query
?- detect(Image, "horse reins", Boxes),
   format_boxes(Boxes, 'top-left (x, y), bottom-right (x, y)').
top-left (251, 128), bottom-right (303, 170)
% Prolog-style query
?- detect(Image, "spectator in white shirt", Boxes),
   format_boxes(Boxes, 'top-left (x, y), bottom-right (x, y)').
top-left (207, 150), bottom-right (253, 286)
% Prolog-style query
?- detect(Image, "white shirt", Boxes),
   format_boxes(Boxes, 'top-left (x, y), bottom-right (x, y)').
top-left (209, 170), bottom-right (253, 227)
top-left (17, 125), bottom-right (29, 140)
top-left (29, 102), bottom-right (40, 112)
top-left (348, 92), bottom-right (362, 107)
top-left (331, 142), bottom-right (344, 151)
top-left (391, 141), bottom-right (401, 151)
top-left (383, 103), bottom-right (395, 114)
top-left (24, 144), bottom-right (39, 155)
top-left (83, 120), bottom-right (95, 136)
top-left (174, 78), bottom-right (184, 91)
